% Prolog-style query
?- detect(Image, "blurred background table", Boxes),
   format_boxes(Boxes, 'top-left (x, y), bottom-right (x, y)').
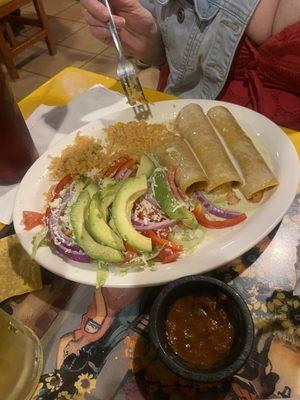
top-left (0, 67), bottom-right (299, 400)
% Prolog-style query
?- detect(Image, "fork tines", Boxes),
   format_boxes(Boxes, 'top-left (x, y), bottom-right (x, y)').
top-left (120, 74), bottom-right (147, 106)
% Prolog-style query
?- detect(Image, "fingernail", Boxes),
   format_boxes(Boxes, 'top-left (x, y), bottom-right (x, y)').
top-left (116, 18), bottom-right (125, 28)
top-left (103, 11), bottom-right (109, 21)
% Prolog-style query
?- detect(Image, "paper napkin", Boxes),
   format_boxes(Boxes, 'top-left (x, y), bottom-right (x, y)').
top-left (0, 85), bottom-right (129, 225)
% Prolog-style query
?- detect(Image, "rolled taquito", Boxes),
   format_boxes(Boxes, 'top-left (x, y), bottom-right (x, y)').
top-left (175, 104), bottom-right (242, 192)
top-left (207, 106), bottom-right (278, 202)
top-left (154, 136), bottom-right (208, 193)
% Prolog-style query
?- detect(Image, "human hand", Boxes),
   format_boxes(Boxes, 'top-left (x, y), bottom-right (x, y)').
top-left (80, 0), bottom-right (165, 64)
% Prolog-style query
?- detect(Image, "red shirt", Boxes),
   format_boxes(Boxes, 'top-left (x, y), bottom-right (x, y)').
top-left (218, 21), bottom-right (300, 130)
top-left (158, 21), bottom-right (300, 130)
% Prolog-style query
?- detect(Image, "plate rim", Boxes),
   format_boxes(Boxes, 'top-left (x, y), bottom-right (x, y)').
top-left (13, 99), bottom-right (300, 287)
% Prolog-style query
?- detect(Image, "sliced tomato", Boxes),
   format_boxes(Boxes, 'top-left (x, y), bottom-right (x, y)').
top-left (113, 159), bottom-right (136, 180)
top-left (143, 230), bottom-right (183, 252)
top-left (193, 204), bottom-right (247, 229)
top-left (158, 248), bottom-right (180, 264)
top-left (23, 211), bottom-right (45, 230)
top-left (124, 251), bottom-right (135, 262)
top-left (114, 158), bottom-right (135, 175)
top-left (103, 156), bottom-right (130, 177)
top-left (156, 227), bottom-right (171, 239)
top-left (124, 242), bottom-right (138, 253)
top-left (53, 174), bottom-right (73, 197)
top-left (123, 242), bottom-right (139, 262)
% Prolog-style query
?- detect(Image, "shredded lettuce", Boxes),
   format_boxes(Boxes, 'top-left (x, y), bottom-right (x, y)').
top-left (31, 227), bottom-right (49, 258)
top-left (186, 196), bottom-right (197, 209)
top-left (121, 247), bottom-right (162, 270)
top-left (208, 194), bottom-right (228, 207)
top-left (96, 261), bottom-right (109, 287)
top-left (119, 267), bottom-right (129, 277)
top-left (168, 225), bottom-right (205, 254)
top-left (118, 264), bottom-right (145, 276)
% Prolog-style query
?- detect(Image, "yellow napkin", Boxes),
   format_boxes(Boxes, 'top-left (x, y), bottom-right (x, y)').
top-left (0, 0), bottom-right (13, 6)
top-left (0, 235), bottom-right (42, 302)
top-left (283, 128), bottom-right (300, 158)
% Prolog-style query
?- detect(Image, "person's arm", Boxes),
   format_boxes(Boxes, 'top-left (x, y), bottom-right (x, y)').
top-left (80, 0), bottom-right (166, 65)
top-left (247, 0), bottom-right (300, 45)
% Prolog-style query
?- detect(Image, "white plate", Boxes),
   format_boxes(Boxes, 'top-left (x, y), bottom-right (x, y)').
top-left (13, 100), bottom-right (299, 287)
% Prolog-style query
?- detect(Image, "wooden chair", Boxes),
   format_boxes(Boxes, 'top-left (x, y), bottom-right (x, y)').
top-left (0, 0), bottom-right (56, 79)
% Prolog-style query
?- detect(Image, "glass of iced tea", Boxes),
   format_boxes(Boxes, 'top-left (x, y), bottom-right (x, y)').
top-left (0, 309), bottom-right (43, 400)
top-left (0, 65), bottom-right (38, 185)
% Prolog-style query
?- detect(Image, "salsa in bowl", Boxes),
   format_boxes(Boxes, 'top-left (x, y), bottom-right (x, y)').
top-left (149, 276), bottom-right (254, 382)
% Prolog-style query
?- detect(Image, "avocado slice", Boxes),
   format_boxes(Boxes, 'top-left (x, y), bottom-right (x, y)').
top-left (71, 190), bottom-right (124, 263)
top-left (85, 182), bottom-right (98, 198)
top-left (99, 193), bottom-right (114, 222)
top-left (71, 190), bottom-right (90, 240)
top-left (79, 226), bottom-right (124, 263)
top-left (151, 169), bottom-right (198, 229)
top-left (102, 177), bottom-right (116, 190)
top-left (99, 182), bottom-right (122, 221)
top-left (87, 192), bottom-right (124, 251)
top-left (112, 175), bottom-right (152, 252)
top-left (136, 154), bottom-right (155, 178)
top-left (109, 218), bottom-right (118, 234)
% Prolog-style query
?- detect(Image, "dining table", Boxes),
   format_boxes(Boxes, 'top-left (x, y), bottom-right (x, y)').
top-left (0, 66), bottom-right (299, 400)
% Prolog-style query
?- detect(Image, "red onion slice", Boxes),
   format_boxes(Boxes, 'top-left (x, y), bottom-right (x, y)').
top-left (54, 241), bottom-right (90, 263)
top-left (114, 167), bottom-right (133, 180)
top-left (47, 208), bottom-right (90, 263)
top-left (167, 167), bottom-right (182, 201)
top-left (144, 194), bottom-right (160, 209)
top-left (132, 218), bottom-right (177, 231)
top-left (194, 191), bottom-right (242, 219)
top-left (48, 209), bottom-right (77, 249)
top-left (60, 186), bottom-right (73, 204)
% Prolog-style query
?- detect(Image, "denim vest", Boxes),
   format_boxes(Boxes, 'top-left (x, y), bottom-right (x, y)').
top-left (147, 0), bottom-right (260, 98)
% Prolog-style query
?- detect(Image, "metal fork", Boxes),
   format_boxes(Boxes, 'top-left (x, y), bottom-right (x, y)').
top-left (101, 0), bottom-right (149, 112)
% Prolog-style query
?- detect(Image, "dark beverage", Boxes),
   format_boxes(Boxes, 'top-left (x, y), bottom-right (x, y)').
top-left (0, 65), bottom-right (38, 185)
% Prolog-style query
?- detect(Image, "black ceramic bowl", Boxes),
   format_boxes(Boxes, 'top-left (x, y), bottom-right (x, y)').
top-left (149, 276), bottom-right (254, 383)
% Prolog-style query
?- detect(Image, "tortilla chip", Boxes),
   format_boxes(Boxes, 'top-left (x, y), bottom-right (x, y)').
top-left (0, 235), bottom-right (42, 302)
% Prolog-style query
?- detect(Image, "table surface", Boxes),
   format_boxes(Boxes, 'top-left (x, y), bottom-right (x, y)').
top-left (1, 67), bottom-right (300, 400)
